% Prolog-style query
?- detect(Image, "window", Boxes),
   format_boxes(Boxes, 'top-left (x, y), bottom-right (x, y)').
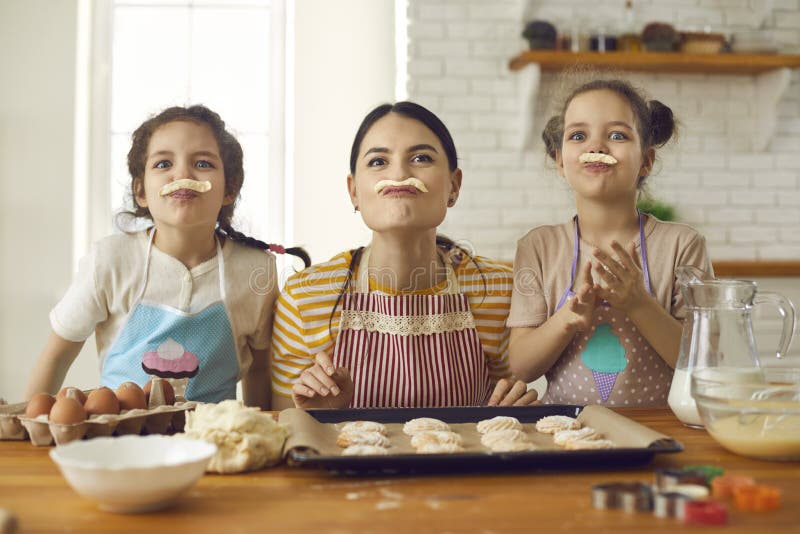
top-left (80, 0), bottom-right (286, 258)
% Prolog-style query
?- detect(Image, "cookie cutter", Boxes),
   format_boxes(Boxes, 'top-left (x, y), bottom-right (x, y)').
top-left (711, 474), bottom-right (756, 500)
top-left (732, 484), bottom-right (782, 512)
top-left (654, 491), bottom-right (691, 519)
top-left (592, 482), bottom-right (653, 513)
top-left (654, 468), bottom-right (708, 489)
top-left (666, 483), bottom-right (710, 500)
top-left (683, 500), bottom-right (728, 525)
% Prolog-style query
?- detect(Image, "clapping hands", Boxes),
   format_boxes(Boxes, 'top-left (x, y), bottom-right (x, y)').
top-left (591, 240), bottom-right (647, 313)
top-left (556, 260), bottom-right (600, 334)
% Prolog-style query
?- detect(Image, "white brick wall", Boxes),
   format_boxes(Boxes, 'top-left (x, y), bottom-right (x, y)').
top-left (406, 0), bottom-right (800, 262)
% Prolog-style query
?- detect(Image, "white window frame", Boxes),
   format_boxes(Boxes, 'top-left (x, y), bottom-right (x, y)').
top-left (74, 0), bottom-right (289, 269)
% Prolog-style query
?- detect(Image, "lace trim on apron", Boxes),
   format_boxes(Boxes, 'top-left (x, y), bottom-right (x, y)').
top-left (339, 309), bottom-right (476, 336)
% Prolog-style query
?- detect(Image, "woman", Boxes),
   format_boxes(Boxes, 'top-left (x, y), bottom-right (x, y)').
top-left (271, 101), bottom-right (538, 409)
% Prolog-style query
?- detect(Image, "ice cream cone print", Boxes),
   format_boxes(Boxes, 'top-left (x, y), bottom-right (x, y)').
top-left (591, 370), bottom-right (618, 402)
top-left (581, 323), bottom-right (627, 402)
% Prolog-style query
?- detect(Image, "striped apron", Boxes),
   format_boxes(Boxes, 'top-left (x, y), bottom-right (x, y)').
top-left (332, 248), bottom-right (491, 408)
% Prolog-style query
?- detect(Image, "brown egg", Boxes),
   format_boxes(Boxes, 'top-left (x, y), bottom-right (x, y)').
top-left (25, 393), bottom-right (56, 418)
top-left (83, 387), bottom-right (120, 416)
top-left (144, 378), bottom-right (175, 406)
top-left (115, 382), bottom-right (147, 411)
top-left (49, 397), bottom-right (87, 424)
top-left (56, 386), bottom-right (87, 405)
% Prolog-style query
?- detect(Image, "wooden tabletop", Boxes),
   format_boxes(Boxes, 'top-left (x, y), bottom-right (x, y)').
top-left (1, 408), bottom-right (798, 533)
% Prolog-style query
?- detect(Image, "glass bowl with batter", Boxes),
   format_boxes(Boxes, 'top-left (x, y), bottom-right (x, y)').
top-left (691, 366), bottom-right (800, 461)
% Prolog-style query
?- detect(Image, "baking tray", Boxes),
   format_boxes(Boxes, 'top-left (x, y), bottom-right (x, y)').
top-left (284, 405), bottom-right (683, 475)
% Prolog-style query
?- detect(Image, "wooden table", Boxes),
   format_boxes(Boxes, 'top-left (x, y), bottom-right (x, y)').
top-left (1, 408), bottom-right (798, 533)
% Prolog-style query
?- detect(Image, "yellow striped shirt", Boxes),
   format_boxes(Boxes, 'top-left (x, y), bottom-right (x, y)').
top-left (271, 249), bottom-right (513, 398)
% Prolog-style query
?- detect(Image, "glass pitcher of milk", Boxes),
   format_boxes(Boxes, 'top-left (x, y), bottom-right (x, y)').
top-left (668, 266), bottom-right (795, 428)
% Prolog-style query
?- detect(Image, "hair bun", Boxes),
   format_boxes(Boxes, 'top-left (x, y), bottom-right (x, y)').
top-left (648, 100), bottom-right (676, 147)
top-left (541, 115), bottom-right (563, 160)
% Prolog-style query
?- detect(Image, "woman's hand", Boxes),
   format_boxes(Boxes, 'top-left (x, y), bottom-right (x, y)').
top-left (487, 378), bottom-right (539, 406)
top-left (292, 351), bottom-right (354, 409)
top-left (556, 260), bottom-right (598, 334)
top-left (591, 241), bottom-right (648, 312)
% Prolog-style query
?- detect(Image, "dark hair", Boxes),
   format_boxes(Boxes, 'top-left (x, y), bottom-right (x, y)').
top-left (330, 101), bottom-right (484, 331)
top-left (123, 105), bottom-right (310, 267)
top-left (541, 78), bottom-right (677, 186)
top-left (349, 101), bottom-right (458, 173)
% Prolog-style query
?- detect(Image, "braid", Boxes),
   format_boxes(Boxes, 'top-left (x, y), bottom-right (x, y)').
top-left (329, 246), bottom-right (364, 333)
top-left (435, 234), bottom-right (487, 303)
top-left (217, 222), bottom-right (311, 268)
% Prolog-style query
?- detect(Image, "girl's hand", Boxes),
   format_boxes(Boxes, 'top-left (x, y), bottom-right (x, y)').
top-left (591, 241), bottom-right (647, 312)
top-left (556, 260), bottom-right (598, 334)
top-left (487, 378), bottom-right (539, 406)
top-left (292, 351), bottom-right (354, 409)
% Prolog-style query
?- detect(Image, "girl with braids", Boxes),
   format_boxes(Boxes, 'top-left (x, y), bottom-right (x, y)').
top-left (26, 105), bottom-right (308, 408)
top-left (508, 78), bottom-right (712, 406)
top-left (271, 101), bottom-right (538, 409)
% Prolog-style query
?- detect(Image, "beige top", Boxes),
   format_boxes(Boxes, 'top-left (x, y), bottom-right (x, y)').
top-left (508, 214), bottom-right (712, 328)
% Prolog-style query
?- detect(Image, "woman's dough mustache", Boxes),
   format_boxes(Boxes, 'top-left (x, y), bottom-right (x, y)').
top-left (373, 177), bottom-right (429, 194)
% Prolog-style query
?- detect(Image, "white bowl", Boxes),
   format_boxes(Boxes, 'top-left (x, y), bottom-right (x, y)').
top-left (49, 435), bottom-right (216, 513)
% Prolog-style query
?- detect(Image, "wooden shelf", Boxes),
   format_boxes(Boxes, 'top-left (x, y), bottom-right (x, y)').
top-left (508, 50), bottom-right (800, 74)
top-left (713, 260), bottom-right (800, 277)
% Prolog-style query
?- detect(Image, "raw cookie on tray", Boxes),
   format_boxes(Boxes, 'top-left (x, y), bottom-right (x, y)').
top-left (410, 430), bottom-right (463, 449)
top-left (339, 421), bottom-right (388, 435)
top-left (341, 444), bottom-right (390, 456)
top-left (553, 426), bottom-right (600, 447)
top-left (415, 441), bottom-right (465, 454)
top-left (480, 429), bottom-right (529, 448)
top-left (403, 417), bottom-right (450, 435)
top-left (484, 439), bottom-right (536, 453)
top-left (476, 415), bottom-right (522, 434)
top-left (535, 415), bottom-right (581, 434)
top-left (336, 430), bottom-right (391, 448)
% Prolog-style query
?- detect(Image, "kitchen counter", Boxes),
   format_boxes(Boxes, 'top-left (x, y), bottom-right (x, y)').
top-left (0, 408), bottom-right (798, 533)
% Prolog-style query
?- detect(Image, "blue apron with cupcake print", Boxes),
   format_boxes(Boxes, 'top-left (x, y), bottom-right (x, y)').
top-left (100, 229), bottom-right (239, 402)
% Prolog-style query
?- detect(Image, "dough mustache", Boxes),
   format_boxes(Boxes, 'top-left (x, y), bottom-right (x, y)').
top-left (159, 179), bottom-right (212, 197)
top-left (579, 153), bottom-right (618, 165)
top-left (374, 177), bottom-right (429, 194)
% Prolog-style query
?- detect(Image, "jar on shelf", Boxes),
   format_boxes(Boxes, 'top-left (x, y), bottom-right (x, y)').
top-left (590, 27), bottom-right (618, 52)
top-left (618, 0), bottom-right (641, 51)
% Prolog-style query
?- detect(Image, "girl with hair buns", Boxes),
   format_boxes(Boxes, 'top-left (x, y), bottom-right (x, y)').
top-left (508, 79), bottom-right (712, 406)
top-left (26, 105), bottom-right (309, 408)
top-left (272, 101), bottom-right (538, 409)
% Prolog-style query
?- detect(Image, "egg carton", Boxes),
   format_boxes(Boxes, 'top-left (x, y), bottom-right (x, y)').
top-left (0, 402), bottom-right (27, 440)
top-left (0, 389), bottom-right (198, 446)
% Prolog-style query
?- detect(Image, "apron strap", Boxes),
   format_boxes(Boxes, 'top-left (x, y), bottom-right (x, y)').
top-left (356, 246), bottom-right (459, 294)
top-left (568, 215), bottom-right (580, 291)
top-left (137, 228), bottom-right (227, 302)
top-left (135, 228), bottom-right (157, 303)
top-left (637, 211), bottom-right (652, 294)
top-left (216, 236), bottom-right (226, 301)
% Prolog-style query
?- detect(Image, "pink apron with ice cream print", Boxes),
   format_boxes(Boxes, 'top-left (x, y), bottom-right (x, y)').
top-left (332, 248), bottom-right (492, 408)
top-left (542, 213), bottom-right (672, 406)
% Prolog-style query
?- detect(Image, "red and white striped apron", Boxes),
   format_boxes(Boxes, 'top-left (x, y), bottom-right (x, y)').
top-left (332, 248), bottom-right (491, 408)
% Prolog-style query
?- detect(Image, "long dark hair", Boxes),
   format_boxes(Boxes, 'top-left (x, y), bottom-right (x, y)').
top-left (123, 105), bottom-right (310, 267)
top-left (330, 101), bottom-right (485, 331)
